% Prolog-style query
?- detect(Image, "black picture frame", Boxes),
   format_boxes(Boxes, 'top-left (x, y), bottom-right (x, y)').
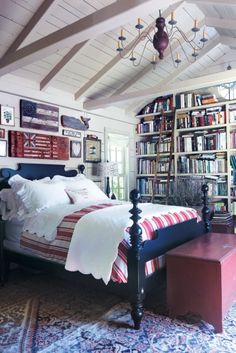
top-left (83, 137), bottom-right (101, 163)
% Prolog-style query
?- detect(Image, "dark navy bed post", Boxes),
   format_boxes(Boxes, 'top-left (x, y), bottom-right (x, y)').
top-left (128, 189), bottom-right (145, 330)
top-left (78, 165), bottom-right (85, 174)
top-left (201, 183), bottom-right (211, 233)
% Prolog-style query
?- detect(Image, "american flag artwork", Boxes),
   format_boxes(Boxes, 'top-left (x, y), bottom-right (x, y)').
top-left (20, 99), bottom-right (59, 132)
top-left (9, 131), bottom-right (69, 160)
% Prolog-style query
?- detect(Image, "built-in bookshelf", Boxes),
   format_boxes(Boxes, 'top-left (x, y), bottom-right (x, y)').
top-left (135, 94), bottom-right (236, 213)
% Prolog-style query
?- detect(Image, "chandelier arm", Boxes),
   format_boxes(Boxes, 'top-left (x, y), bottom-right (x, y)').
top-left (169, 42), bottom-right (180, 68)
top-left (173, 26), bottom-right (206, 51)
top-left (131, 39), bottom-right (152, 67)
top-left (173, 37), bottom-right (196, 63)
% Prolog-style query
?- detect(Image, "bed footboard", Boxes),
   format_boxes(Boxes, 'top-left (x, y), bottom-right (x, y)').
top-left (128, 183), bottom-right (211, 330)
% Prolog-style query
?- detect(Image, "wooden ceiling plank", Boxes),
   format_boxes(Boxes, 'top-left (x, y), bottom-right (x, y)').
top-left (220, 36), bottom-right (236, 48)
top-left (205, 17), bottom-right (236, 31)
top-left (3, 0), bottom-right (60, 56)
top-left (40, 41), bottom-right (87, 91)
top-left (0, 0), bottom-right (176, 77)
top-left (83, 37), bottom-right (221, 110)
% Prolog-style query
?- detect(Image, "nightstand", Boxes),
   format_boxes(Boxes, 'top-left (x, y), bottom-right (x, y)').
top-left (0, 218), bottom-right (5, 285)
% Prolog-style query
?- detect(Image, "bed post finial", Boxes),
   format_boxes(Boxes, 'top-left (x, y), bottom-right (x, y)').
top-left (128, 189), bottom-right (144, 330)
top-left (201, 183), bottom-right (211, 233)
top-left (78, 164), bottom-right (85, 174)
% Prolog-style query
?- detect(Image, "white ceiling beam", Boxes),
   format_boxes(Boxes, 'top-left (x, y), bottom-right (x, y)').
top-left (84, 68), bottom-right (236, 110)
top-left (84, 43), bottom-right (228, 111)
top-left (205, 17), bottom-right (236, 31)
top-left (0, 0), bottom-right (177, 77)
top-left (220, 36), bottom-right (236, 48)
top-left (3, 0), bottom-right (60, 56)
top-left (187, 0), bottom-right (236, 5)
top-left (74, 1), bottom-right (183, 100)
top-left (40, 41), bottom-right (87, 91)
top-left (113, 17), bottom-right (205, 96)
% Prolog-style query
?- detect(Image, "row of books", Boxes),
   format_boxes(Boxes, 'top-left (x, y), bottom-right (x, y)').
top-left (176, 93), bottom-right (218, 109)
top-left (137, 95), bottom-right (174, 115)
top-left (230, 155), bottom-right (236, 169)
top-left (136, 116), bottom-right (173, 134)
top-left (136, 138), bottom-right (171, 155)
top-left (177, 154), bottom-right (227, 174)
top-left (206, 177), bottom-right (228, 196)
top-left (211, 211), bottom-right (232, 225)
top-left (176, 130), bottom-right (226, 152)
top-left (212, 201), bottom-right (227, 212)
top-left (138, 158), bottom-right (174, 175)
top-left (137, 178), bottom-right (173, 195)
top-left (177, 107), bottom-right (226, 129)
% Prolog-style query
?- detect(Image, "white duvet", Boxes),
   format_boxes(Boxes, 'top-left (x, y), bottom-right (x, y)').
top-left (23, 200), bottom-right (196, 285)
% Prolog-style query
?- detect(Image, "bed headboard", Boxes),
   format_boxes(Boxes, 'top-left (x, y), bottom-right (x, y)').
top-left (0, 163), bottom-right (85, 189)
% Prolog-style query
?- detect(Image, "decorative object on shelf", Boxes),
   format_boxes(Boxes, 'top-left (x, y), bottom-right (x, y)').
top-left (0, 140), bottom-right (7, 157)
top-left (20, 99), bottom-right (59, 132)
top-left (61, 115), bottom-right (90, 130)
top-left (98, 161), bottom-right (119, 198)
top-left (62, 129), bottom-right (81, 138)
top-left (70, 140), bottom-right (81, 158)
top-left (9, 130), bottom-right (69, 160)
top-left (116, 10), bottom-right (208, 68)
top-left (0, 105), bottom-right (15, 126)
top-left (84, 136), bottom-right (101, 163)
top-left (0, 128), bottom-right (5, 139)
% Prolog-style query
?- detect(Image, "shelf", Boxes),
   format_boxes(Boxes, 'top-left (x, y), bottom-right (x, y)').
top-left (136, 153), bottom-right (172, 158)
top-left (137, 130), bottom-right (172, 136)
top-left (176, 173), bottom-right (228, 176)
top-left (137, 173), bottom-right (172, 177)
top-left (140, 194), bottom-right (166, 197)
top-left (136, 110), bottom-right (174, 118)
top-left (176, 101), bottom-right (226, 112)
top-left (176, 149), bottom-right (227, 155)
top-left (176, 124), bottom-right (226, 132)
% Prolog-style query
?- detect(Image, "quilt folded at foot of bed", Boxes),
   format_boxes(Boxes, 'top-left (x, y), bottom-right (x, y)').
top-left (20, 203), bottom-right (199, 284)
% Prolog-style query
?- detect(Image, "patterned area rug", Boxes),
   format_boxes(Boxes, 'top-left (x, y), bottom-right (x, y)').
top-left (0, 269), bottom-right (235, 353)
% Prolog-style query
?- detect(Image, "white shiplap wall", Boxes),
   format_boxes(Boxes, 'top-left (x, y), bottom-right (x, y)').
top-left (0, 75), bottom-right (136, 194)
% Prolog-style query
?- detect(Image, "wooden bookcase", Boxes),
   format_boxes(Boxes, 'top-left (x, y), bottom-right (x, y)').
top-left (135, 93), bottom-right (236, 214)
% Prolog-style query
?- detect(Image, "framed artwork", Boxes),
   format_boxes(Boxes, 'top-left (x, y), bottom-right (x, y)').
top-left (0, 140), bottom-right (7, 156)
top-left (20, 99), bottom-right (59, 132)
top-left (63, 129), bottom-right (81, 138)
top-left (0, 105), bottom-right (15, 126)
top-left (70, 140), bottom-right (81, 158)
top-left (84, 137), bottom-right (101, 163)
top-left (0, 128), bottom-right (5, 139)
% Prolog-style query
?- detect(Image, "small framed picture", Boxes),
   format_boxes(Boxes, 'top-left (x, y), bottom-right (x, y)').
top-left (0, 105), bottom-right (15, 126)
top-left (0, 128), bottom-right (5, 139)
top-left (0, 140), bottom-right (7, 156)
top-left (84, 137), bottom-right (101, 163)
top-left (70, 140), bottom-right (82, 158)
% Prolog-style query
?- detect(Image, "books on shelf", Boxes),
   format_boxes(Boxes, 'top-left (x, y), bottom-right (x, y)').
top-left (177, 153), bottom-right (227, 174)
top-left (176, 129), bottom-right (226, 153)
top-left (176, 106), bottom-right (226, 129)
top-left (137, 95), bottom-right (174, 116)
top-left (176, 93), bottom-right (218, 109)
top-left (211, 211), bottom-right (232, 225)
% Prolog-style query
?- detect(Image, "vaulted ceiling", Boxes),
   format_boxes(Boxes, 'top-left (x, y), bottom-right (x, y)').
top-left (0, 0), bottom-right (236, 114)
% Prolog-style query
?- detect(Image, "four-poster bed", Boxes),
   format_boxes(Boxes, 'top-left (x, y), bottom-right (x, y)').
top-left (0, 163), bottom-right (210, 329)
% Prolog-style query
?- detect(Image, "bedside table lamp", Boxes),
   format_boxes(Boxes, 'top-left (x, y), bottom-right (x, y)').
top-left (99, 161), bottom-right (118, 198)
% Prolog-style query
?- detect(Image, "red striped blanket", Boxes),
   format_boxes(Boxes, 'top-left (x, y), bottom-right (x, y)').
top-left (20, 203), bottom-right (199, 283)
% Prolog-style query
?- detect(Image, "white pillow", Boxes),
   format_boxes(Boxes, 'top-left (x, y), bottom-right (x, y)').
top-left (16, 181), bottom-right (70, 214)
top-left (65, 178), bottom-right (109, 204)
top-left (8, 174), bottom-right (52, 219)
top-left (52, 174), bottom-right (85, 183)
